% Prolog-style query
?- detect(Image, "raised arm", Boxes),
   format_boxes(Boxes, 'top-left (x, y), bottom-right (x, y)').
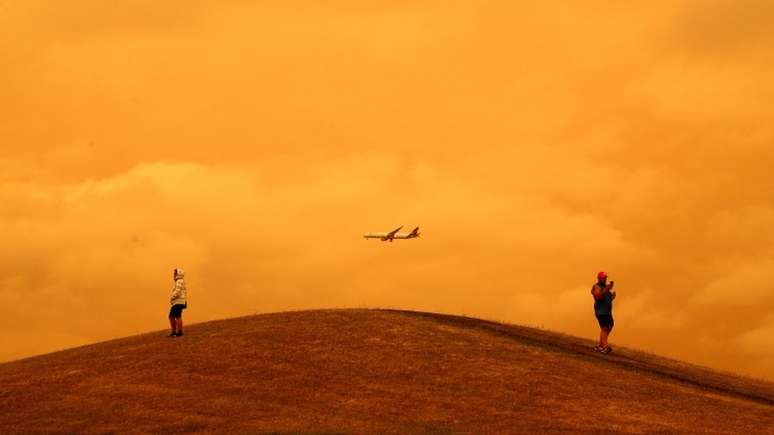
top-left (592, 282), bottom-right (616, 300)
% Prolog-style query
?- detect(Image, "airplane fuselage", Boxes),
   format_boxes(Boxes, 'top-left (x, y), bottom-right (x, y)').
top-left (363, 233), bottom-right (418, 240)
top-left (364, 226), bottom-right (420, 241)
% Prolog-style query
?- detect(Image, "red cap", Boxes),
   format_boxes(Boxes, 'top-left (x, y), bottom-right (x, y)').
top-left (597, 271), bottom-right (608, 280)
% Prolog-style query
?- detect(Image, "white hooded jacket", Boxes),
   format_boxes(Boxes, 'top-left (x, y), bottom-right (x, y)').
top-left (170, 268), bottom-right (187, 306)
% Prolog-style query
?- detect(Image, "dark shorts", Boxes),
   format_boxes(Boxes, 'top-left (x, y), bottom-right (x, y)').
top-left (169, 304), bottom-right (187, 318)
top-left (596, 314), bottom-right (614, 328)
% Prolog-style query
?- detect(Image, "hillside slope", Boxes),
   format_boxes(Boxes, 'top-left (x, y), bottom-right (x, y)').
top-left (1, 309), bottom-right (772, 434)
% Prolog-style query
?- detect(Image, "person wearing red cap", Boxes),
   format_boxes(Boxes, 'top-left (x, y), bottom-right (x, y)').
top-left (591, 271), bottom-right (616, 353)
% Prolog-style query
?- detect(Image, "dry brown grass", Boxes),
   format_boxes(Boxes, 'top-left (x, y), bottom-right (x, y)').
top-left (1, 309), bottom-right (772, 434)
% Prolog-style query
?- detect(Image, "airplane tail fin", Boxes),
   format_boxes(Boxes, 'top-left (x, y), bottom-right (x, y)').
top-left (409, 227), bottom-right (420, 238)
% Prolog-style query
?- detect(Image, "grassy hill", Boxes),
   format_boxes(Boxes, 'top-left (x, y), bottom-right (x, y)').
top-left (1, 309), bottom-right (772, 434)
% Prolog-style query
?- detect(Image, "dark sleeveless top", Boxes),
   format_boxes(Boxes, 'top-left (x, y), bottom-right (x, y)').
top-left (593, 283), bottom-right (613, 315)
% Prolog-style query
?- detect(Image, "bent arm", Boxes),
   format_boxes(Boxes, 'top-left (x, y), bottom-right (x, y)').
top-left (608, 282), bottom-right (616, 300)
top-left (170, 281), bottom-right (183, 302)
top-left (593, 283), bottom-right (616, 300)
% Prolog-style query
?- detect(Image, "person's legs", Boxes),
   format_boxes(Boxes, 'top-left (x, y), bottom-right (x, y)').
top-left (169, 305), bottom-right (183, 336)
top-left (595, 314), bottom-right (613, 348)
top-left (176, 317), bottom-right (183, 335)
top-left (601, 325), bottom-right (614, 348)
top-left (606, 324), bottom-right (613, 346)
top-left (600, 326), bottom-right (609, 347)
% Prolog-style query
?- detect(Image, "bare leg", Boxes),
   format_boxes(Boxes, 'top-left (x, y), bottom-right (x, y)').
top-left (176, 317), bottom-right (183, 334)
top-left (600, 327), bottom-right (610, 348)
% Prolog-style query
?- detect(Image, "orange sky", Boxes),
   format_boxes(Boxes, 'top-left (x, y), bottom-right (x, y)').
top-left (1, 0), bottom-right (773, 380)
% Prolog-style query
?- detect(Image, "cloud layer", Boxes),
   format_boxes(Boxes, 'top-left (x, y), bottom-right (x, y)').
top-left (1, 0), bottom-right (773, 380)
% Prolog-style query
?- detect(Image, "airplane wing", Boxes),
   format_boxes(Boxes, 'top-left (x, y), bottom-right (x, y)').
top-left (364, 226), bottom-right (410, 241)
top-left (386, 226), bottom-right (402, 239)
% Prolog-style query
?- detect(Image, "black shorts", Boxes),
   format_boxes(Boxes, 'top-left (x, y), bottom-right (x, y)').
top-left (169, 304), bottom-right (187, 318)
top-left (596, 314), bottom-right (614, 328)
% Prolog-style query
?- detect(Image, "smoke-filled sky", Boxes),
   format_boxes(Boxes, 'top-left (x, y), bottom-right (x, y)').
top-left (2, 1), bottom-right (773, 380)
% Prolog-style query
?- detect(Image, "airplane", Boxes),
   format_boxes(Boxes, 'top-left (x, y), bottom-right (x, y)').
top-left (363, 226), bottom-right (420, 242)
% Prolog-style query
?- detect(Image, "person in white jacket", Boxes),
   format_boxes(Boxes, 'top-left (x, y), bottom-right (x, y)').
top-left (168, 268), bottom-right (187, 337)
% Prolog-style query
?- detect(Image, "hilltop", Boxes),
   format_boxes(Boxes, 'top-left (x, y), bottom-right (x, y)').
top-left (1, 309), bottom-right (772, 433)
